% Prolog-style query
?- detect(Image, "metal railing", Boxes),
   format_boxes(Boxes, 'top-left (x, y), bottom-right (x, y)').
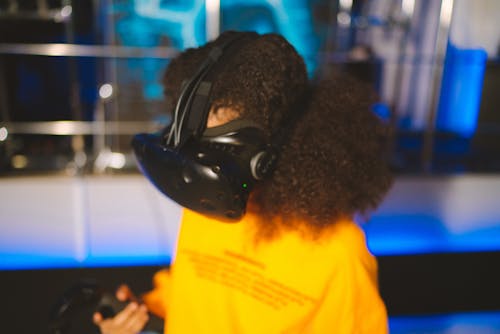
top-left (0, 43), bottom-right (178, 59)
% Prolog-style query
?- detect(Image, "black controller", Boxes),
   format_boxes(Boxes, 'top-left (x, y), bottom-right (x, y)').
top-left (49, 280), bottom-right (164, 334)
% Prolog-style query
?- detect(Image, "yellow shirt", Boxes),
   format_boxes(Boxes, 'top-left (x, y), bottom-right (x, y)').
top-left (143, 209), bottom-right (388, 333)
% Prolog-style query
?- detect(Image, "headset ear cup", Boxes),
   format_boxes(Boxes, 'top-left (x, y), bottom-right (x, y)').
top-left (250, 149), bottom-right (278, 180)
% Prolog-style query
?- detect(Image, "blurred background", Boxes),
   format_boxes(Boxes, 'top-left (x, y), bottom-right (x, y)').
top-left (0, 0), bottom-right (499, 333)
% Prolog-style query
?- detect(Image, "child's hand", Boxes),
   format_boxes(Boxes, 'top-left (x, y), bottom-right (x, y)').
top-left (93, 285), bottom-right (149, 334)
top-left (93, 302), bottom-right (149, 334)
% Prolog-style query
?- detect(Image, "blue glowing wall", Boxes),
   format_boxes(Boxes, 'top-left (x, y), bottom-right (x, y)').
top-left (110, 0), bottom-right (322, 101)
top-left (110, 0), bottom-right (206, 101)
top-left (220, 0), bottom-right (320, 74)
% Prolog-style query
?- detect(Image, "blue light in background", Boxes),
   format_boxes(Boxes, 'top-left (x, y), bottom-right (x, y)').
top-left (436, 42), bottom-right (488, 138)
top-left (372, 102), bottom-right (391, 122)
top-left (220, 0), bottom-right (320, 76)
top-left (2, 215), bottom-right (500, 270)
top-left (363, 214), bottom-right (500, 256)
top-left (0, 254), bottom-right (171, 271)
top-left (111, 0), bottom-right (206, 101)
top-left (389, 311), bottom-right (500, 334)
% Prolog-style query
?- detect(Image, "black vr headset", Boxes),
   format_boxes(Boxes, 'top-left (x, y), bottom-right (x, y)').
top-left (132, 33), bottom-right (280, 221)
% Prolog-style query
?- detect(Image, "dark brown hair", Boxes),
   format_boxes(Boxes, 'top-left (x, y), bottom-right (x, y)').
top-left (162, 31), bottom-right (393, 238)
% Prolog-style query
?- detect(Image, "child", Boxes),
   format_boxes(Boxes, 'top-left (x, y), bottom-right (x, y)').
top-left (94, 31), bottom-right (393, 334)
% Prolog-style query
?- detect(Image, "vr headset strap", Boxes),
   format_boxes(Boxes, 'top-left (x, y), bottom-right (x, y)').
top-left (180, 33), bottom-right (258, 145)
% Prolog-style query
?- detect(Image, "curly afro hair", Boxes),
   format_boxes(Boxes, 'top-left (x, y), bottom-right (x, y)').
top-left (162, 31), bottom-right (393, 238)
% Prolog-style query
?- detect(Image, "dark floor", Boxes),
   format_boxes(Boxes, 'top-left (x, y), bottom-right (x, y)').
top-left (378, 251), bottom-right (500, 315)
top-left (1, 251), bottom-right (499, 333)
top-left (0, 265), bottom-right (164, 333)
